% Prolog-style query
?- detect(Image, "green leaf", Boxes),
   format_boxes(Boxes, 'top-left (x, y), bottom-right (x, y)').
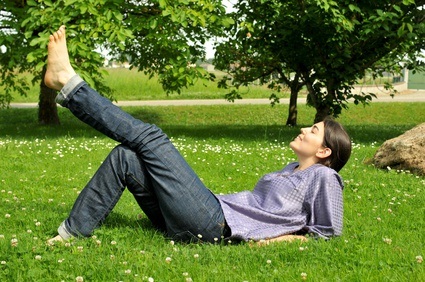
top-left (159, 0), bottom-right (167, 8)
top-left (348, 4), bottom-right (358, 12)
top-left (27, 0), bottom-right (37, 6)
top-left (35, 61), bottom-right (45, 72)
top-left (80, 5), bottom-right (87, 14)
top-left (150, 19), bottom-right (158, 29)
top-left (26, 52), bottom-right (36, 63)
top-left (29, 37), bottom-right (45, 47)
top-left (24, 31), bottom-right (33, 39)
top-left (113, 11), bottom-right (123, 21)
top-left (106, 10), bottom-right (112, 21)
top-left (65, 0), bottom-right (78, 5)
top-left (397, 24), bottom-right (405, 37)
top-left (392, 5), bottom-right (401, 13)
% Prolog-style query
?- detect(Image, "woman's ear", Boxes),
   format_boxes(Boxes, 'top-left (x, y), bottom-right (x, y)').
top-left (316, 147), bottom-right (332, 159)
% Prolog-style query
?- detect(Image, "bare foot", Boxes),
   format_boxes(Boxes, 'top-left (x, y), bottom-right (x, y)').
top-left (45, 25), bottom-right (77, 91)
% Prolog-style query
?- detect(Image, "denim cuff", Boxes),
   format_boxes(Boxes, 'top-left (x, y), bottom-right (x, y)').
top-left (55, 74), bottom-right (84, 106)
top-left (58, 220), bottom-right (74, 240)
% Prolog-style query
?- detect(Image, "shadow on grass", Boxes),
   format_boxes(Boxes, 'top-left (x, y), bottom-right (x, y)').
top-left (105, 212), bottom-right (156, 230)
top-left (0, 107), bottom-right (417, 144)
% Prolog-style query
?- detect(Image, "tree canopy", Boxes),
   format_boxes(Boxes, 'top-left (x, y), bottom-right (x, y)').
top-left (1, 0), bottom-right (425, 125)
top-left (214, 0), bottom-right (425, 124)
top-left (0, 0), bottom-right (233, 123)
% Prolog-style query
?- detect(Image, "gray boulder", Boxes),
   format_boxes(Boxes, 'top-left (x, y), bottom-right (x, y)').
top-left (372, 123), bottom-right (425, 175)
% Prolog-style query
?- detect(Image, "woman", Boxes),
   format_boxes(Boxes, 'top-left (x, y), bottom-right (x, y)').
top-left (46, 26), bottom-right (351, 245)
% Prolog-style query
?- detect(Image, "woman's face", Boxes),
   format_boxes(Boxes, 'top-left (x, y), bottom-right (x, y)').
top-left (290, 122), bottom-right (327, 159)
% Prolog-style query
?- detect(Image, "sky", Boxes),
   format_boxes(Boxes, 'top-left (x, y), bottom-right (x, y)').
top-left (204, 0), bottom-right (235, 59)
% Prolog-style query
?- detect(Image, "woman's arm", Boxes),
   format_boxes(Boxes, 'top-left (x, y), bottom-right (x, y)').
top-left (255, 235), bottom-right (307, 246)
top-left (304, 170), bottom-right (344, 238)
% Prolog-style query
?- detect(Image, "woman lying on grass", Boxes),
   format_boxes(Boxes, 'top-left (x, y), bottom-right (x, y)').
top-left (45, 26), bottom-right (352, 245)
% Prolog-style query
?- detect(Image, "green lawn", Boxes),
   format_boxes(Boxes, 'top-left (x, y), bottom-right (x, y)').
top-left (9, 68), bottom-right (285, 103)
top-left (0, 102), bottom-right (424, 281)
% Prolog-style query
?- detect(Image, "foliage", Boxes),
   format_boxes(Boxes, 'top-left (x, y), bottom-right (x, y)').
top-left (214, 0), bottom-right (425, 123)
top-left (0, 103), bottom-right (424, 281)
top-left (0, 0), bottom-right (234, 107)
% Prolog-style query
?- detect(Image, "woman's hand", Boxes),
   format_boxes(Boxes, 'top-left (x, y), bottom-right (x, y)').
top-left (254, 235), bottom-right (308, 246)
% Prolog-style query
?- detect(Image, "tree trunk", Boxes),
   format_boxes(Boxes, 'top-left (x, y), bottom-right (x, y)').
top-left (38, 67), bottom-right (60, 125)
top-left (286, 87), bottom-right (299, 126)
top-left (314, 105), bottom-right (331, 123)
top-left (304, 79), bottom-right (332, 123)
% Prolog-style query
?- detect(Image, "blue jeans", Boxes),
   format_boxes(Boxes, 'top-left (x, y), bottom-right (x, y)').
top-left (57, 75), bottom-right (229, 243)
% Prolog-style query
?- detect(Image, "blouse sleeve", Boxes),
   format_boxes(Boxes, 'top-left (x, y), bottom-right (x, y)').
top-left (302, 168), bottom-right (344, 239)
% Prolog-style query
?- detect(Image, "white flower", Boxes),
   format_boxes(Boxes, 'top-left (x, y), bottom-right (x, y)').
top-left (5, 214), bottom-right (11, 218)
top-left (383, 238), bottom-right (392, 245)
top-left (125, 269), bottom-right (131, 274)
top-left (75, 276), bottom-right (84, 282)
top-left (10, 238), bottom-right (18, 247)
top-left (165, 257), bottom-right (172, 263)
top-left (416, 255), bottom-right (423, 263)
top-left (148, 277), bottom-right (154, 282)
top-left (266, 259), bottom-right (272, 264)
top-left (301, 272), bottom-right (307, 280)
top-left (35, 255), bottom-right (42, 260)
top-left (193, 254), bottom-right (199, 259)
top-left (111, 240), bottom-right (117, 245)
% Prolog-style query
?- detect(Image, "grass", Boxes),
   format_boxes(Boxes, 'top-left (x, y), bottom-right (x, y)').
top-left (9, 68), bottom-right (285, 103)
top-left (0, 101), bottom-right (424, 281)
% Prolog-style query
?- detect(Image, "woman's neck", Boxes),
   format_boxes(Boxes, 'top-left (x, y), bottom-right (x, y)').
top-left (296, 158), bottom-right (319, 171)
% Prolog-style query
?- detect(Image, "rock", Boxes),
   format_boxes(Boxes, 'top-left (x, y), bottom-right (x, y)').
top-left (372, 123), bottom-right (425, 175)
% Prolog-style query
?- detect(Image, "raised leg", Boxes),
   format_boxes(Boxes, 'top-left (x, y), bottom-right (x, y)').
top-left (45, 26), bottom-right (228, 243)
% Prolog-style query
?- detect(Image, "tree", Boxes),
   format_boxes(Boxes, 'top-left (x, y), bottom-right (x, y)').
top-left (214, 0), bottom-right (425, 125)
top-left (0, 0), bottom-right (233, 124)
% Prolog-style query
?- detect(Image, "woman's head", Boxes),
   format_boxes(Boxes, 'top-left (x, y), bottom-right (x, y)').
top-left (320, 118), bottom-right (352, 172)
top-left (290, 117), bottom-right (351, 172)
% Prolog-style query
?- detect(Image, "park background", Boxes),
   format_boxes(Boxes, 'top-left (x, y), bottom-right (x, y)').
top-left (1, 67), bottom-right (424, 281)
top-left (1, 0), bottom-right (425, 280)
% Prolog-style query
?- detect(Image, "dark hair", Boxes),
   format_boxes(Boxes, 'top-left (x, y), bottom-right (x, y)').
top-left (320, 118), bottom-right (352, 172)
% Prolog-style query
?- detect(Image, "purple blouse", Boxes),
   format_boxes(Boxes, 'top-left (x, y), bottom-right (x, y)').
top-left (217, 162), bottom-right (344, 241)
